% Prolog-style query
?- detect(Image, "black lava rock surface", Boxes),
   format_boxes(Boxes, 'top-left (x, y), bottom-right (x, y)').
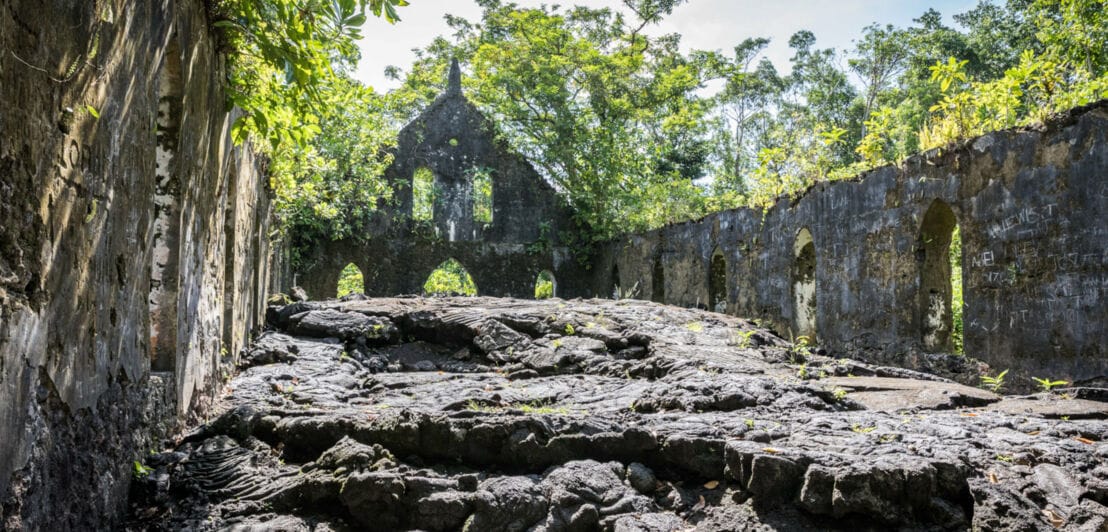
top-left (128, 297), bottom-right (1108, 531)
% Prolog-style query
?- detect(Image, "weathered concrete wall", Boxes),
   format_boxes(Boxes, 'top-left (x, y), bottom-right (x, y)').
top-left (602, 101), bottom-right (1108, 390)
top-left (0, 0), bottom-right (277, 528)
top-left (296, 61), bottom-right (588, 299)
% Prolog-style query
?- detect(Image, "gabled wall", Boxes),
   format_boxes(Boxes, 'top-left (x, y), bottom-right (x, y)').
top-left (0, 0), bottom-right (277, 528)
top-left (296, 61), bottom-right (588, 299)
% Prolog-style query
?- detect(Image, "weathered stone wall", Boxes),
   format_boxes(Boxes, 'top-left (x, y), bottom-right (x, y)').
top-left (600, 102), bottom-right (1108, 390)
top-left (296, 61), bottom-right (589, 300)
top-left (298, 237), bottom-right (590, 300)
top-left (0, 0), bottom-right (277, 528)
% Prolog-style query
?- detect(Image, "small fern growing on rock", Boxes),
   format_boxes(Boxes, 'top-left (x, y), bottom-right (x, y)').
top-left (980, 369), bottom-right (1008, 393)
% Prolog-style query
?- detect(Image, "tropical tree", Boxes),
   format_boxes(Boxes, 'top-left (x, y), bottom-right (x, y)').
top-left (698, 38), bottom-right (781, 194)
top-left (388, 0), bottom-right (712, 238)
top-left (849, 24), bottom-right (910, 135)
top-left (232, 0), bottom-right (1108, 250)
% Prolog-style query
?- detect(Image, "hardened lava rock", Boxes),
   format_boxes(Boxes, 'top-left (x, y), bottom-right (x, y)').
top-left (128, 297), bottom-right (1108, 531)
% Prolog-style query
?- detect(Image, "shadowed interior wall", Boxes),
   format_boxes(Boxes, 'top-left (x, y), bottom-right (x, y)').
top-left (0, 0), bottom-right (279, 528)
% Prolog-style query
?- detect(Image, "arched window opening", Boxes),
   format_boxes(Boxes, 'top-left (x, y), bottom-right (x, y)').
top-left (535, 270), bottom-right (556, 299)
top-left (612, 264), bottom-right (621, 299)
top-left (470, 167), bottom-right (493, 225)
top-left (149, 38), bottom-right (183, 373)
top-left (918, 200), bottom-right (962, 353)
top-left (337, 263), bottom-right (365, 298)
top-left (951, 226), bottom-right (964, 354)
top-left (423, 258), bottom-right (477, 296)
top-left (652, 253), bottom-right (665, 303)
top-left (709, 247), bottom-right (727, 313)
top-left (412, 166), bottom-right (435, 221)
top-left (792, 228), bottom-right (817, 342)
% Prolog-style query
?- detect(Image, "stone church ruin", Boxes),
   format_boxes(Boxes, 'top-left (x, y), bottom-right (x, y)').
top-left (299, 61), bottom-right (1108, 393)
top-left (1, 1), bottom-right (1107, 530)
top-left (295, 60), bottom-right (589, 301)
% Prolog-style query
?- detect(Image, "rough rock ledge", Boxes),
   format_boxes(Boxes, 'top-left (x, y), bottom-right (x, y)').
top-left (128, 297), bottom-right (1108, 531)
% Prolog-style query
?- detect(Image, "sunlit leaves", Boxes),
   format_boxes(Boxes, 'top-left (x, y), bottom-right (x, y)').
top-left (455, 3), bottom-right (710, 238)
top-left (369, 0), bottom-right (409, 24)
top-left (535, 271), bottom-right (554, 299)
top-left (412, 167), bottom-right (435, 221)
top-left (274, 75), bottom-right (398, 266)
top-left (470, 167), bottom-right (494, 225)
top-left (929, 57), bottom-right (969, 92)
top-left (424, 259), bottom-right (477, 296)
top-left (227, 0), bottom-right (1106, 255)
top-left (337, 263), bottom-right (365, 297)
top-left (209, 0), bottom-right (407, 265)
top-left (920, 21), bottom-right (1108, 151)
top-left (212, 0), bottom-right (407, 152)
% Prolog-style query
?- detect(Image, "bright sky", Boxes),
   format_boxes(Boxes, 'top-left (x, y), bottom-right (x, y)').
top-left (354, 0), bottom-right (981, 93)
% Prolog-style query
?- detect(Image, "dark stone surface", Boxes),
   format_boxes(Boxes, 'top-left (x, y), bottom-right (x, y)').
top-left (0, 0), bottom-right (279, 528)
top-left (129, 297), bottom-right (1108, 530)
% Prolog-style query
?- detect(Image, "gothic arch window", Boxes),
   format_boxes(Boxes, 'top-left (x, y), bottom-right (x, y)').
top-left (918, 200), bottom-right (962, 353)
top-left (412, 166), bottom-right (435, 221)
top-left (793, 228), bottom-right (817, 341)
top-left (423, 258), bottom-right (477, 296)
top-left (535, 270), bottom-right (556, 299)
top-left (337, 263), bottom-right (365, 298)
top-left (709, 246), bottom-right (727, 313)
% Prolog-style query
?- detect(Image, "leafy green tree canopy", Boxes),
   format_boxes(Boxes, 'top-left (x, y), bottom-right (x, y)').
top-left (213, 0), bottom-right (1108, 254)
